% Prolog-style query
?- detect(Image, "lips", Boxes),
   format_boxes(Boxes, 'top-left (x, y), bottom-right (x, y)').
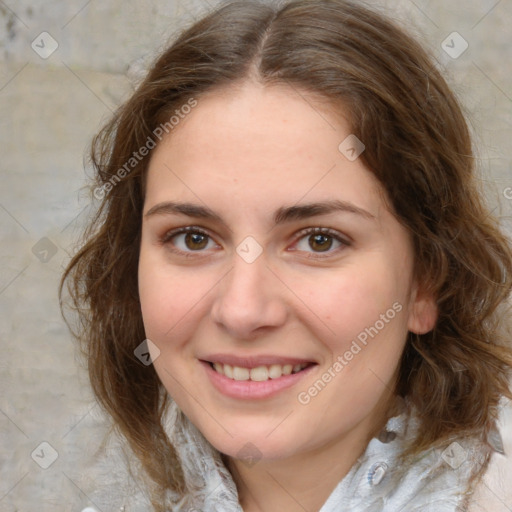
top-left (199, 354), bottom-right (317, 399)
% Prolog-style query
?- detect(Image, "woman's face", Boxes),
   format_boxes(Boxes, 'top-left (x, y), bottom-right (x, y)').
top-left (138, 82), bottom-right (436, 462)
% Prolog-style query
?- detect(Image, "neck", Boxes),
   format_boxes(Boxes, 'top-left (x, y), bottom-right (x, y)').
top-left (226, 405), bottom-right (390, 512)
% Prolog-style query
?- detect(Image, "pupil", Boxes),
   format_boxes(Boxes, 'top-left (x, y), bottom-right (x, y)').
top-left (185, 232), bottom-right (208, 250)
top-left (309, 233), bottom-right (332, 252)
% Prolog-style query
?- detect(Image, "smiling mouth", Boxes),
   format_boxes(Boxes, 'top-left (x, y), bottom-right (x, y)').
top-left (208, 362), bottom-right (314, 381)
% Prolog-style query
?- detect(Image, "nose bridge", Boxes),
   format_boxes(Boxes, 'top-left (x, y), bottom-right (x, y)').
top-left (222, 253), bottom-right (271, 311)
top-left (211, 250), bottom-right (287, 336)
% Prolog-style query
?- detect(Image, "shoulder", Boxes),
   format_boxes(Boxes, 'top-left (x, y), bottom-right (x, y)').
top-left (321, 401), bottom-right (510, 512)
top-left (467, 401), bottom-right (512, 512)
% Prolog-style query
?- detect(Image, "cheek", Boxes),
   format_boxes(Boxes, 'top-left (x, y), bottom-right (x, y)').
top-left (138, 250), bottom-right (212, 344)
top-left (294, 270), bottom-right (409, 420)
top-left (138, 253), bottom-right (213, 402)
top-left (293, 260), bottom-right (411, 413)
top-left (294, 261), bottom-right (409, 345)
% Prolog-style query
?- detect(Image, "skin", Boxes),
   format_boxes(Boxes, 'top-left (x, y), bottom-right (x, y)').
top-left (138, 81), bottom-right (437, 512)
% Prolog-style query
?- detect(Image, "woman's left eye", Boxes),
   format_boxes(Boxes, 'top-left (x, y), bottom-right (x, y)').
top-left (292, 229), bottom-right (348, 254)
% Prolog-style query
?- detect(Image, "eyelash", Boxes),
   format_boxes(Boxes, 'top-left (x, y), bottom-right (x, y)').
top-left (160, 226), bottom-right (216, 258)
top-left (159, 226), bottom-right (351, 258)
top-left (291, 227), bottom-right (351, 258)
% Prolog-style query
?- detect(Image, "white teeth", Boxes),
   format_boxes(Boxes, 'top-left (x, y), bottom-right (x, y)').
top-left (250, 366), bottom-right (269, 382)
top-left (223, 364), bottom-right (233, 379)
top-left (233, 366), bottom-right (250, 381)
top-left (268, 364), bottom-right (283, 379)
top-left (212, 362), bottom-right (308, 381)
top-left (282, 364), bottom-right (293, 375)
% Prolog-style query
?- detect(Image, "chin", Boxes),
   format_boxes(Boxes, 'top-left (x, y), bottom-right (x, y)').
top-left (196, 418), bottom-right (307, 463)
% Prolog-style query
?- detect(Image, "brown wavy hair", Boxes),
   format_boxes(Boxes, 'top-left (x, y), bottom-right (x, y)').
top-left (60, 0), bottom-right (512, 508)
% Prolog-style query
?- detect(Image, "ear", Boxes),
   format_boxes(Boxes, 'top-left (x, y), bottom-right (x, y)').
top-left (407, 281), bottom-right (438, 335)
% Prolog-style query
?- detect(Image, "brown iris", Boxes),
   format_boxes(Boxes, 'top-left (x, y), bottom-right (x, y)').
top-left (185, 232), bottom-right (209, 250)
top-left (309, 233), bottom-right (333, 252)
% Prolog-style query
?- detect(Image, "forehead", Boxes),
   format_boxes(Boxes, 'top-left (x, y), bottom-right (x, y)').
top-left (145, 82), bottom-right (384, 217)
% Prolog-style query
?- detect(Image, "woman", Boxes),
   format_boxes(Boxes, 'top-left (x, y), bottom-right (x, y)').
top-left (61, 1), bottom-right (512, 510)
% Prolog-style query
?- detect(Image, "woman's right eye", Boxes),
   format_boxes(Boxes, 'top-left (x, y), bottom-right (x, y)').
top-left (162, 228), bottom-right (220, 253)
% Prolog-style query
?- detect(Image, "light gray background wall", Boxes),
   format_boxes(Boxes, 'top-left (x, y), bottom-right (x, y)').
top-left (1, 1), bottom-right (511, 511)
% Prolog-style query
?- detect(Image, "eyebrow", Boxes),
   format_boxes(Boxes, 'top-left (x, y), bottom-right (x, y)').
top-left (145, 201), bottom-right (223, 222)
top-left (274, 200), bottom-right (375, 223)
top-left (144, 199), bottom-right (375, 224)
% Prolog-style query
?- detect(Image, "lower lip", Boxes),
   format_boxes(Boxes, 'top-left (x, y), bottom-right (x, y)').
top-left (201, 361), bottom-right (316, 400)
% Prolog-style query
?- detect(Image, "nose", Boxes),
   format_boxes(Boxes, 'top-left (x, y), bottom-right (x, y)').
top-left (210, 254), bottom-right (288, 340)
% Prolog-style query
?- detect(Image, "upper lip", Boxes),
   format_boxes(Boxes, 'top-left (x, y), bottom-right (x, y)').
top-left (201, 354), bottom-right (317, 368)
